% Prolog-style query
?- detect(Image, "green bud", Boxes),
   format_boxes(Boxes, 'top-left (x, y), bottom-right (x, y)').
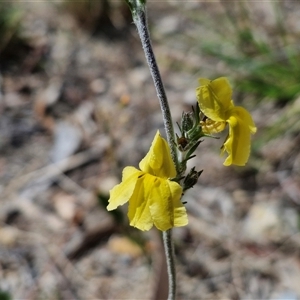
top-left (181, 112), bottom-right (194, 133)
top-left (124, 0), bottom-right (146, 15)
top-left (183, 167), bottom-right (203, 192)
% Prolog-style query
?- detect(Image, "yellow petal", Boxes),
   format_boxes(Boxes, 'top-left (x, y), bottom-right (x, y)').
top-left (139, 131), bottom-right (176, 179)
top-left (198, 78), bottom-right (210, 86)
top-left (222, 107), bottom-right (256, 166)
top-left (107, 166), bottom-right (142, 211)
top-left (209, 77), bottom-right (232, 108)
top-left (127, 174), bottom-right (187, 231)
top-left (128, 174), bottom-right (154, 231)
top-left (149, 178), bottom-right (187, 231)
top-left (197, 77), bottom-right (233, 122)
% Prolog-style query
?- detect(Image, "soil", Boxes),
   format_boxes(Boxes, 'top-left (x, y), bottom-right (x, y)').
top-left (1, 1), bottom-right (300, 299)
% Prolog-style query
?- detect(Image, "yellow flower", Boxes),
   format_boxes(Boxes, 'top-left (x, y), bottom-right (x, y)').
top-left (107, 131), bottom-right (188, 231)
top-left (196, 77), bottom-right (257, 166)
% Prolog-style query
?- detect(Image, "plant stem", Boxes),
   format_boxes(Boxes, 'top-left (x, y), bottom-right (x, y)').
top-left (133, 6), bottom-right (180, 174)
top-left (163, 229), bottom-right (176, 300)
top-left (132, 4), bottom-right (178, 300)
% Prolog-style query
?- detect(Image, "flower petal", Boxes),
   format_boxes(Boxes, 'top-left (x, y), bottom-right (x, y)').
top-left (231, 106), bottom-right (257, 134)
top-left (128, 174), bottom-right (154, 231)
top-left (107, 166), bottom-right (142, 211)
top-left (209, 77), bottom-right (232, 107)
top-left (127, 174), bottom-right (187, 231)
top-left (139, 131), bottom-right (176, 179)
top-left (149, 178), bottom-right (188, 231)
top-left (197, 77), bottom-right (233, 122)
top-left (222, 107), bottom-right (256, 166)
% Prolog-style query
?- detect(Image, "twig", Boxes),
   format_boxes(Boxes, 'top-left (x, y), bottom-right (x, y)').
top-left (3, 138), bottom-right (110, 199)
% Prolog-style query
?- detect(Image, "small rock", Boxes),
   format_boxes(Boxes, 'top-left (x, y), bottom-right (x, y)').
top-left (52, 192), bottom-right (77, 221)
top-left (242, 200), bottom-right (282, 244)
top-left (156, 16), bottom-right (180, 35)
top-left (90, 78), bottom-right (107, 94)
top-left (98, 176), bottom-right (119, 195)
top-left (0, 226), bottom-right (20, 247)
top-left (50, 121), bottom-right (82, 162)
top-left (108, 235), bottom-right (142, 258)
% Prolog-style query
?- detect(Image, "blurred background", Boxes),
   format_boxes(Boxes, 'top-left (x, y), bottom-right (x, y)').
top-left (1, 1), bottom-right (300, 299)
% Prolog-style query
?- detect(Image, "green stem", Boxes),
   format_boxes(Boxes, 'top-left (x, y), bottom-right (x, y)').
top-left (163, 229), bottom-right (176, 300)
top-left (132, 6), bottom-right (180, 174)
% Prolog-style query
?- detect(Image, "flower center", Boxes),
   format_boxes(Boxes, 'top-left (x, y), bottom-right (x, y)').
top-left (200, 119), bottom-right (226, 134)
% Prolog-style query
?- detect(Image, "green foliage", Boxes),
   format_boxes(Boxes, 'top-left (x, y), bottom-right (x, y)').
top-left (197, 2), bottom-right (300, 105)
top-left (0, 290), bottom-right (11, 300)
top-left (185, 1), bottom-right (300, 149)
top-left (262, 97), bottom-right (300, 144)
top-left (0, 3), bottom-right (23, 54)
top-left (203, 37), bottom-right (300, 104)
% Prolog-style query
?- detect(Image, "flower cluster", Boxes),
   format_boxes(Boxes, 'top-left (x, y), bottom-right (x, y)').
top-left (196, 77), bottom-right (257, 166)
top-left (107, 77), bottom-right (256, 231)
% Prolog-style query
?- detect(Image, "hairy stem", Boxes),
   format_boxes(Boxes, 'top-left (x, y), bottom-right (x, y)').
top-left (133, 7), bottom-right (180, 174)
top-left (131, 4), bottom-right (178, 300)
top-left (163, 229), bottom-right (176, 300)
